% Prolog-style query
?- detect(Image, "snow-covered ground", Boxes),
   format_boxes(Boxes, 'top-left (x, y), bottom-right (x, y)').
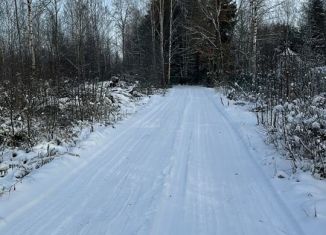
top-left (0, 81), bottom-right (149, 195)
top-left (0, 86), bottom-right (325, 235)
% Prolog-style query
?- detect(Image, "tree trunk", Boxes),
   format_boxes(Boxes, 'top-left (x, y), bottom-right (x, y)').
top-left (167, 0), bottom-right (173, 85)
top-left (250, 0), bottom-right (258, 83)
top-left (159, 0), bottom-right (165, 87)
top-left (215, 0), bottom-right (223, 79)
top-left (150, 2), bottom-right (157, 82)
top-left (14, 0), bottom-right (24, 72)
top-left (27, 0), bottom-right (36, 72)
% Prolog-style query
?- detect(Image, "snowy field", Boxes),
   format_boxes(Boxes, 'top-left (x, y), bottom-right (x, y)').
top-left (0, 86), bottom-right (325, 235)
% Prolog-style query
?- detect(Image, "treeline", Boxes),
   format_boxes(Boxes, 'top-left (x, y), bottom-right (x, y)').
top-left (124, 0), bottom-right (325, 87)
top-left (0, 0), bottom-right (141, 149)
top-left (123, 0), bottom-right (237, 86)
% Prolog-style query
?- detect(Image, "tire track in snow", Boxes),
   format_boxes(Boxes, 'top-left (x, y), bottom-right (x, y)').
top-left (205, 89), bottom-right (306, 235)
top-left (32, 90), bottom-right (186, 235)
top-left (0, 94), bottom-right (173, 235)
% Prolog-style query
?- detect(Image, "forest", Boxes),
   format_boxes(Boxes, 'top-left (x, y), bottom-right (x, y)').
top-left (0, 0), bottom-right (325, 179)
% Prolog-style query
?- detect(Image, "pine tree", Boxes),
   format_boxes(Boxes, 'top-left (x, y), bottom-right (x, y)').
top-left (304, 0), bottom-right (326, 63)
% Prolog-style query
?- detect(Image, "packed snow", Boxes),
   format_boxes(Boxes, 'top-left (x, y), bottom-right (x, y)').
top-left (0, 86), bottom-right (325, 235)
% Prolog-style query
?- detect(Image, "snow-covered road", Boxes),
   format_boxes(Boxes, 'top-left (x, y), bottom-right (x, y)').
top-left (0, 86), bottom-right (306, 235)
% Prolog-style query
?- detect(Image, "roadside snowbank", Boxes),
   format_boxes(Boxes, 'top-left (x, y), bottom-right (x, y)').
top-left (0, 81), bottom-right (150, 195)
top-left (217, 90), bottom-right (326, 235)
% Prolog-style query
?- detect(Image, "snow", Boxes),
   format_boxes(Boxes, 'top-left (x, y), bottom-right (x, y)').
top-left (0, 164), bottom-right (9, 172)
top-left (280, 47), bottom-right (298, 56)
top-left (312, 121), bottom-right (321, 130)
top-left (218, 89), bottom-right (326, 235)
top-left (0, 81), bottom-right (149, 195)
top-left (0, 86), bottom-right (325, 235)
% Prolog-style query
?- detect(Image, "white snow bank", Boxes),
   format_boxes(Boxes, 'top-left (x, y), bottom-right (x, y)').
top-left (0, 81), bottom-right (150, 195)
top-left (218, 90), bottom-right (326, 235)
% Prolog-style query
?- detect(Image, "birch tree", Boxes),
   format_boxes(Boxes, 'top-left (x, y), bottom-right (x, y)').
top-left (27, 0), bottom-right (36, 73)
top-left (250, 0), bottom-right (258, 82)
top-left (159, 0), bottom-right (165, 86)
top-left (113, 0), bottom-right (132, 68)
top-left (167, 0), bottom-right (174, 85)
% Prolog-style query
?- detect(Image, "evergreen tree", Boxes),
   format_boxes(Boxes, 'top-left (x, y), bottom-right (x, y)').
top-left (303, 0), bottom-right (326, 64)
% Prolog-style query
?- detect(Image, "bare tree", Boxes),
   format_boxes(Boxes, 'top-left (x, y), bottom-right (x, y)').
top-left (159, 0), bottom-right (165, 86)
top-left (27, 0), bottom-right (36, 72)
top-left (150, 1), bottom-right (157, 81)
top-left (167, 0), bottom-right (174, 85)
top-left (113, 0), bottom-right (132, 68)
top-left (249, 0), bottom-right (258, 82)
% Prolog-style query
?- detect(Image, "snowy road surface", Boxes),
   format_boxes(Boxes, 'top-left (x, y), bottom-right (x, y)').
top-left (0, 86), bottom-right (305, 235)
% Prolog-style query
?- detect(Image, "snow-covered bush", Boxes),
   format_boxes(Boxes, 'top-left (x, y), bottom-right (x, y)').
top-left (0, 78), bottom-right (146, 194)
top-left (270, 94), bottom-right (326, 177)
top-left (225, 78), bottom-right (325, 178)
